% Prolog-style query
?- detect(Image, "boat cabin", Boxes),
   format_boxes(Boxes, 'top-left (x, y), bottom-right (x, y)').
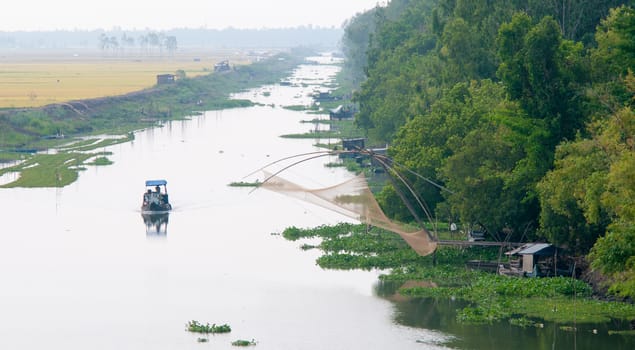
top-left (142, 179), bottom-right (172, 212)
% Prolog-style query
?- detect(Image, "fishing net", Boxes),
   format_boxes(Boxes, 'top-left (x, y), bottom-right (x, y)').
top-left (260, 171), bottom-right (438, 256)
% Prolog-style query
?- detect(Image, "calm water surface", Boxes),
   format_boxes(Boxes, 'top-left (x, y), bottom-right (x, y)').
top-left (0, 56), bottom-right (632, 350)
top-left (0, 57), bottom-right (447, 350)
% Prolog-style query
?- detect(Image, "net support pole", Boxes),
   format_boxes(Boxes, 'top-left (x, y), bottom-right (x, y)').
top-left (380, 161), bottom-right (435, 242)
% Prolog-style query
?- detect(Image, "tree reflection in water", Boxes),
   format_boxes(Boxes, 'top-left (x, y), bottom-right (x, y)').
top-left (374, 280), bottom-right (635, 350)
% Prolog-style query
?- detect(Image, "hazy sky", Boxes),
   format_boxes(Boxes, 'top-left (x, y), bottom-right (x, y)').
top-left (1, 0), bottom-right (384, 31)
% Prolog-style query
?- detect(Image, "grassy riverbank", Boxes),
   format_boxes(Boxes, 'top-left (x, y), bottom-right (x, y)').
top-left (281, 223), bottom-right (635, 328)
top-left (0, 49), bottom-right (309, 187)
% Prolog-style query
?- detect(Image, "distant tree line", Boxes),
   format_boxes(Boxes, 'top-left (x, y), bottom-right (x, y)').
top-left (0, 27), bottom-right (343, 50)
top-left (341, 0), bottom-right (635, 298)
top-left (98, 31), bottom-right (177, 55)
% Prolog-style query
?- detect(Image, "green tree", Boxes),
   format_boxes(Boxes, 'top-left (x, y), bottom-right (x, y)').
top-left (589, 224), bottom-right (635, 298)
top-left (497, 14), bottom-right (590, 146)
top-left (590, 5), bottom-right (635, 109)
top-left (440, 97), bottom-right (548, 240)
top-left (384, 80), bottom-right (546, 239)
top-left (354, 38), bottom-right (438, 143)
top-left (386, 81), bottom-right (488, 218)
top-left (536, 138), bottom-right (610, 252)
top-left (439, 17), bottom-right (482, 80)
top-left (587, 100), bottom-right (635, 298)
top-left (527, 0), bottom-right (632, 43)
top-left (441, 124), bottom-right (522, 238)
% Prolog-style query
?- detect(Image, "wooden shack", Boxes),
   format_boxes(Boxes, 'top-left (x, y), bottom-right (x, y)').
top-left (503, 243), bottom-right (560, 277)
top-left (214, 60), bottom-right (231, 73)
top-left (329, 105), bottom-right (354, 120)
top-left (342, 138), bottom-right (365, 151)
top-left (156, 74), bottom-right (176, 85)
top-left (312, 91), bottom-right (336, 102)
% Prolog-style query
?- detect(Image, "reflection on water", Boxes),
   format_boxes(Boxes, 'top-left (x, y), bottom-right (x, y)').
top-left (141, 213), bottom-right (169, 236)
top-left (375, 280), bottom-right (635, 350)
top-left (0, 170), bottom-right (19, 186)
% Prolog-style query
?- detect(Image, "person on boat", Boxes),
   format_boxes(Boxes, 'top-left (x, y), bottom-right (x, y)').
top-left (143, 189), bottom-right (152, 204)
top-left (154, 185), bottom-right (169, 205)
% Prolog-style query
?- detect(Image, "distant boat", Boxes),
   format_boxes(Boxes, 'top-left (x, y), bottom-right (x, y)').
top-left (141, 179), bottom-right (172, 213)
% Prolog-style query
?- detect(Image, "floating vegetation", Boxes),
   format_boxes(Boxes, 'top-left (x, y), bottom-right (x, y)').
top-left (60, 134), bottom-right (134, 152)
top-left (232, 339), bottom-right (257, 346)
top-left (86, 156), bottom-right (113, 166)
top-left (280, 130), bottom-right (342, 139)
top-left (0, 152), bottom-right (98, 187)
top-left (300, 118), bottom-right (332, 124)
top-left (197, 338), bottom-right (209, 343)
top-left (560, 326), bottom-right (577, 332)
top-left (314, 142), bottom-right (341, 150)
top-left (508, 317), bottom-right (541, 328)
top-left (186, 320), bottom-right (232, 334)
top-left (283, 105), bottom-right (313, 111)
top-left (608, 330), bottom-right (635, 336)
top-left (229, 181), bottom-right (260, 187)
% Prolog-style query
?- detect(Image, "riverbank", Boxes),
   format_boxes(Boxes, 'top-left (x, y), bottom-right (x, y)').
top-left (281, 223), bottom-right (635, 332)
top-left (0, 48), bottom-right (310, 187)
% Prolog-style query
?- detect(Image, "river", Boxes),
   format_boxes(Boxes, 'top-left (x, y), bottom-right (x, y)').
top-left (0, 54), bottom-right (632, 350)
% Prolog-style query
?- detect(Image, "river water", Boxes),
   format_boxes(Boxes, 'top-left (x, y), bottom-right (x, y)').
top-left (0, 55), bottom-right (632, 350)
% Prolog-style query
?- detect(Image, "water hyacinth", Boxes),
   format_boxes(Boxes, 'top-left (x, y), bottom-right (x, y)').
top-left (232, 339), bottom-right (257, 346)
top-left (186, 320), bottom-right (232, 334)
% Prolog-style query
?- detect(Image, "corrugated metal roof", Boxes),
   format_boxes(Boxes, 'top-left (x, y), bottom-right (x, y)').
top-left (517, 243), bottom-right (553, 255)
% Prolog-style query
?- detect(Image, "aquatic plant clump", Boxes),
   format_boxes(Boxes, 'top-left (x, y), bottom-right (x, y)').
top-left (228, 181), bottom-right (260, 187)
top-left (186, 320), bottom-right (232, 334)
top-left (232, 339), bottom-right (257, 346)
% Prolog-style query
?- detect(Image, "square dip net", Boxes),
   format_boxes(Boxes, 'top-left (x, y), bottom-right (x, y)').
top-left (260, 171), bottom-right (438, 256)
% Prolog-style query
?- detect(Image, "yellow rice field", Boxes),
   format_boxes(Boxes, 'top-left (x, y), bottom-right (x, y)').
top-left (0, 49), bottom-right (250, 108)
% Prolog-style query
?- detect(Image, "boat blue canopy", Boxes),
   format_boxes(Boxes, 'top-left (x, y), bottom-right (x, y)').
top-left (145, 179), bottom-right (168, 186)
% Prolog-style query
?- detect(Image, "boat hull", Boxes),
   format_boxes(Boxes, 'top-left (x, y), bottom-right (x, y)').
top-left (141, 202), bottom-right (172, 213)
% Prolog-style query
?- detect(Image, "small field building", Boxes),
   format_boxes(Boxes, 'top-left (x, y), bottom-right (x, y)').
top-left (156, 74), bottom-right (176, 85)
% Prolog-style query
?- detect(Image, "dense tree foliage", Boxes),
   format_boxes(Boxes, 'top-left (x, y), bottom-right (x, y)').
top-left (341, 0), bottom-right (635, 297)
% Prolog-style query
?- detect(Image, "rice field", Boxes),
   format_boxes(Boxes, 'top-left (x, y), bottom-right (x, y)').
top-left (0, 49), bottom-right (250, 108)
